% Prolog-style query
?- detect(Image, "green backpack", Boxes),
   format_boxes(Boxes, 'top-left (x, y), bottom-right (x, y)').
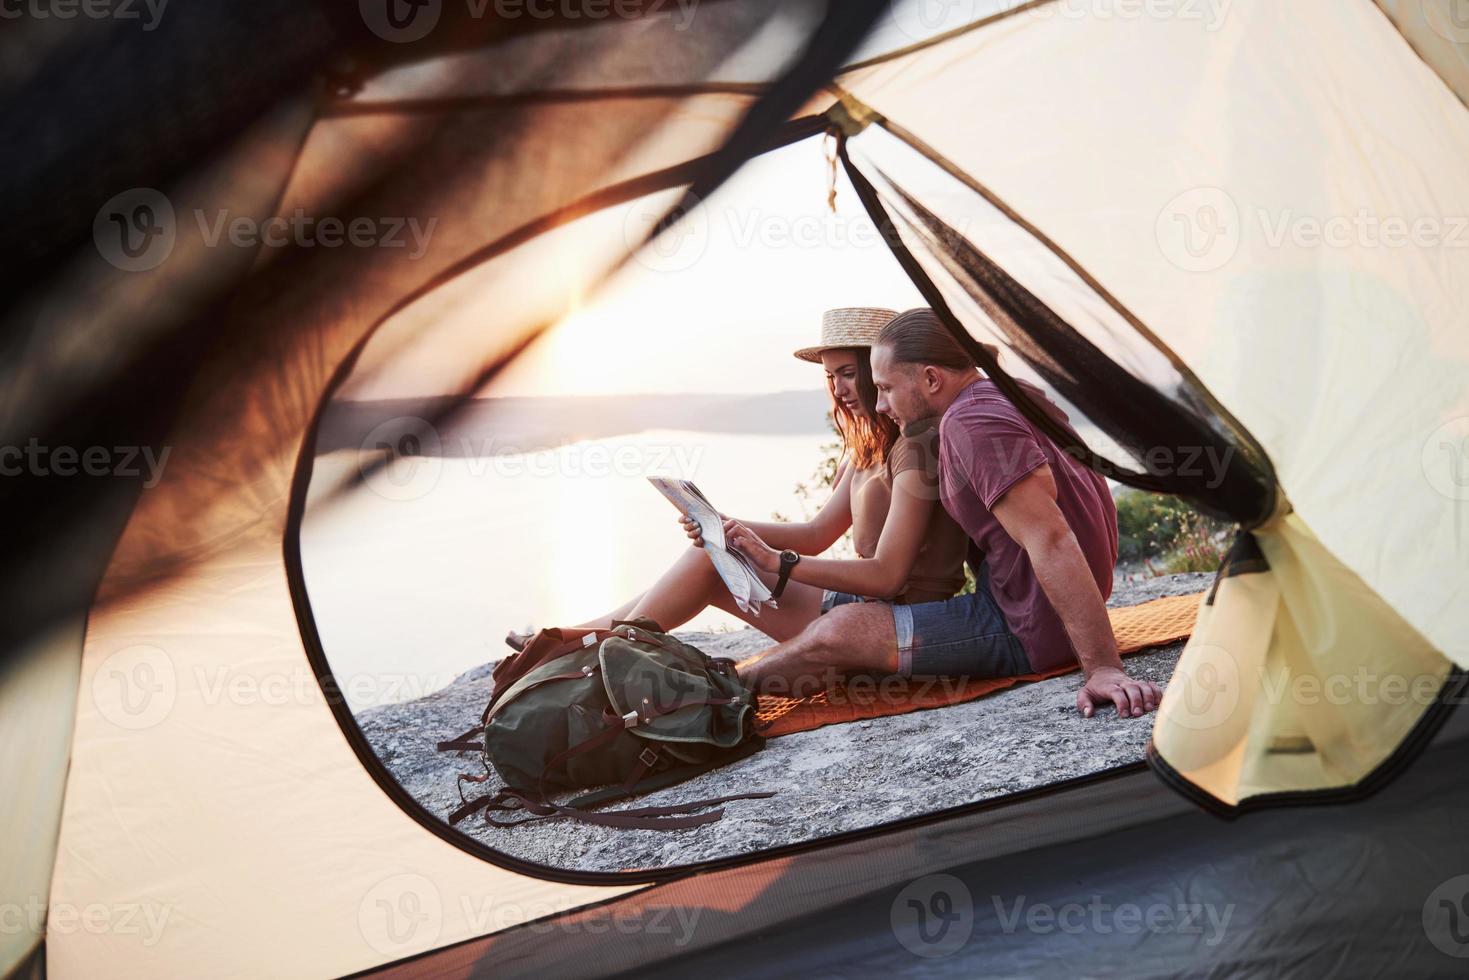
top-left (441, 620), bottom-right (776, 831)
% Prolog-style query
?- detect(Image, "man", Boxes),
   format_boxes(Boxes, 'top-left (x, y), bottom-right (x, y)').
top-left (735, 308), bottom-right (1161, 718)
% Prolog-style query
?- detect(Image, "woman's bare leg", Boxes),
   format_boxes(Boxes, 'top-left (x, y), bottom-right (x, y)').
top-left (568, 544), bottom-right (719, 632)
top-left (623, 546), bottom-right (726, 632)
top-left (536, 549), bottom-right (826, 643)
top-left (701, 576), bottom-right (826, 643)
top-left (572, 593), bottom-right (646, 630)
top-left (633, 553), bottom-right (826, 643)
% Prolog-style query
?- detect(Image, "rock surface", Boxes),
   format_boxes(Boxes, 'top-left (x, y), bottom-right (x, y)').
top-left (358, 573), bottom-right (1211, 874)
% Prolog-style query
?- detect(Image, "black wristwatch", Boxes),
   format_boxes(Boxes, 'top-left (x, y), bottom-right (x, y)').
top-left (771, 549), bottom-right (800, 599)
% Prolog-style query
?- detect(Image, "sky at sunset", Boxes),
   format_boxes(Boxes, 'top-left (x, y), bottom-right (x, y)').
top-left (345, 137), bottom-right (925, 401)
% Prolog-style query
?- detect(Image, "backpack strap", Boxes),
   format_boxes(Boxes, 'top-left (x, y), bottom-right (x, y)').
top-left (566, 737), bottom-right (768, 810)
top-left (435, 726), bottom-right (485, 753)
top-left (478, 789), bottom-right (776, 831)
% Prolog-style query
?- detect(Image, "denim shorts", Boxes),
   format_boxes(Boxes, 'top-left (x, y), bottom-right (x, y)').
top-left (820, 567), bottom-right (1029, 680)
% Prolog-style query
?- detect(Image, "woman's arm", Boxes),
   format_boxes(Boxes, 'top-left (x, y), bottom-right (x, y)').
top-left (686, 461), bottom-right (855, 555)
top-left (724, 467), bottom-right (936, 600)
top-left (740, 460), bottom-right (854, 554)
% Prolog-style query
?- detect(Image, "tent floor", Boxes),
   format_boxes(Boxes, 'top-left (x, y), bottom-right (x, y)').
top-left (625, 726), bottom-right (1469, 978)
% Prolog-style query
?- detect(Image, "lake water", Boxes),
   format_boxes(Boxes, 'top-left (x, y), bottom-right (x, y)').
top-left (301, 429), bottom-right (832, 710)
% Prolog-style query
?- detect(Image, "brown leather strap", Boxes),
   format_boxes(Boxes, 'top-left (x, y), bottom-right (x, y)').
top-left (435, 724), bottom-right (484, 753)
top-left (482, 788), bottom-right (777, 831)
top-left (620, 746), bottom-right (661, 795)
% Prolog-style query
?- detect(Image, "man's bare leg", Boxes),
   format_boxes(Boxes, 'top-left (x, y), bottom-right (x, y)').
top-left (736, 601), bottom-right (899, 697)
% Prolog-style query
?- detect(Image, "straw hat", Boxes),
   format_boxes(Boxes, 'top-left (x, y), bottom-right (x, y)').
top-left (792, 307), bottom-right (899, 363)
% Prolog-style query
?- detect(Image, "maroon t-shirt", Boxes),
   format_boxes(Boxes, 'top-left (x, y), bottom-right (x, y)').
top-left (937, 378), bottom-right (1118, 673)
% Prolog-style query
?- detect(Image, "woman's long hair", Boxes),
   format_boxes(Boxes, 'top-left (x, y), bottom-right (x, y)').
top-left (829, 348), bottom-right (900, 470)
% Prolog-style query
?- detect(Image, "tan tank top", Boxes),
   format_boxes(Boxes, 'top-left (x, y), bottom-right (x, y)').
top-left (847, 419), bottom-right (968, 605)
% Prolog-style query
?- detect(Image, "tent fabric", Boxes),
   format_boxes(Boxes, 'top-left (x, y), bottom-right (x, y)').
top-left (354, 717), bottom-right (1469, 978)
top-left (1151, 515), bottom-right (1456, 810)
top-left (13, 2), bottom-right (1469, 976)
top-left (627, 727), bottom-right (1469, 980)
top-left (835, 0), bottom-right (1469, 669)
top-left (754, 591), bottom-right (1201, 737)
top-left (354, 759), bottom-right (1201, 978)
top-left (835, 120), bottom-right (1275, 522)
top-left (40, 6), bottom-right (905, 978)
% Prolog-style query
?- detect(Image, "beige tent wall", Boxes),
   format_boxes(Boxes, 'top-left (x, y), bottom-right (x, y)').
top-left (840, 0), bottom-right (1469, 667)
top-left (44, 81), bottom-right (778, 977)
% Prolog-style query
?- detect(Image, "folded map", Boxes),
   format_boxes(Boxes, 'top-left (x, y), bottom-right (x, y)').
top-left (647, 477), bottom-right (776, 614)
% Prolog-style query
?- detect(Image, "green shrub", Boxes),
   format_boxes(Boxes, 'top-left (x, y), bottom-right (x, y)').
top-left (1115, 489), bottom-right (1232, 573)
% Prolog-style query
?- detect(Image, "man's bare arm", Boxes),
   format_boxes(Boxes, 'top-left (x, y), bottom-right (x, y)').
top-left (991, 464), bottom-right (1161, 718)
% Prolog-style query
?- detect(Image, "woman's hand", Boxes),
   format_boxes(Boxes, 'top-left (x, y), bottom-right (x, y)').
top-left (680, 514), bottom-right (720, 548)
top-left (724, 519), bottom-right (781, 573)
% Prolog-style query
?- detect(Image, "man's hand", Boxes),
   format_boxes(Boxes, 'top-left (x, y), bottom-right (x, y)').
top-left (723, 519), bottom-right (781, 573)
top-left (1077, 666), bottom-right (1161, 719)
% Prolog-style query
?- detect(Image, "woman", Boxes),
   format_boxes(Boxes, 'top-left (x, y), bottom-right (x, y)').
top-left (506, 307), bottom-right (972, 649)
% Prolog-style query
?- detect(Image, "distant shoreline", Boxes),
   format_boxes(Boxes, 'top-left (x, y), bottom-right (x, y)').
top-left (317, 390), bottom-right (834, 456)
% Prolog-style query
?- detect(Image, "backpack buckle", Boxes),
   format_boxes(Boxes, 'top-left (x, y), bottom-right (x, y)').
top-left (581, 633), bottom-right (597, 648)
top-left (621, 710), bottom-right (639, 728)
top-left (581, 664), bottom-right (596, 676)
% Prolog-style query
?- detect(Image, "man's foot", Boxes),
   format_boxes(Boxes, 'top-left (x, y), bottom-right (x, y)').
top-left (504, 629), bottom-right (535, 652)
